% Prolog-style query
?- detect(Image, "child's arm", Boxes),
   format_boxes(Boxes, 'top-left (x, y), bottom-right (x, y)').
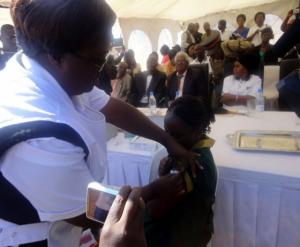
top-left (158, 156), bottom-right (174, 177)
top-left (146, 191), bottom-right (185, 220)
top-left (146, 158), bottom-right (186, 219)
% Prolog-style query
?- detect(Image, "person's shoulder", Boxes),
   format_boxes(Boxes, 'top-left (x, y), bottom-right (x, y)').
top-left (212, 30), bottom-right (221, 37)
top-left (193, 146), bottom-right (215, 169)
top-left (247, 26), bottom-right (256, 35)
top-left (156, 69), bottom-right (167, 79)
top-left (249, 74), bottom-right (262, 84)
top-left (224, 74), bottom-right (235, 82)
top-left (250, 74), bottom-right (261, 80)
top-left (169, 70), bottom-right (177, 79)
top-left (81, 86), bottom-right (110, 110)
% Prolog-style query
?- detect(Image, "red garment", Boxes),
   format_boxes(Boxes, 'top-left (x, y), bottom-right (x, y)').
top-left (161, 55), bottom-right (170, 65)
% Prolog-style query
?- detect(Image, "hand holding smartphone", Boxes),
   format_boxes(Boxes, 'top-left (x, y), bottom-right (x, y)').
top-left (86, 182), bottom-right (119, 224)
top-left (88, 185), bottom-right (146, 247)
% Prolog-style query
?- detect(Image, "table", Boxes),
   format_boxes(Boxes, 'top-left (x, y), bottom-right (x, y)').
top-left (210, 112), bottom-right (300, 247)
top-left (105, 132), bottom-right (167, 186)
top-left (106, 111), bottom-right (300, 247)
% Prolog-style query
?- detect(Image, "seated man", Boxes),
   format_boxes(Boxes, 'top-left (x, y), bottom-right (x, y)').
top-left (129, 53), bottom-right (167, 107)
top-left (166, 52), bottom-right (208, 102)
top-left (221, 53), bottom-right (262, 113)
top-left (111, 62), bottom-right (132, 103)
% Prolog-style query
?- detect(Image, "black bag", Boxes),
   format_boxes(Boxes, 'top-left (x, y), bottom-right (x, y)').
top-left (0, 121), bottom-right (89, 246)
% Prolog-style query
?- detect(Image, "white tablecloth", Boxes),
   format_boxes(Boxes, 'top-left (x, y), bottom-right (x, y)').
top-left (210, 112), bottom-right (300, 247)
top-left (105, 132), bottom-right (167, 187)
top-left (106, 111), bottom-right (300, 247)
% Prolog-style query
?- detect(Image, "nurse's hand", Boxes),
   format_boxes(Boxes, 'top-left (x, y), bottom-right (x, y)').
top-left (164, 136), bottom-right (203, 177)
top-left (158, 156), bottom-right (174, 177)
top-left (99, 186), bottom-right (146, 247)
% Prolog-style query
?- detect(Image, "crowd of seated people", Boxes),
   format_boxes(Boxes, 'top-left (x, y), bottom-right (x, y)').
top-left (98, 9), bottom-right (298, 113)
top-left (78, 8), bottom-right (299, 115)
top-left (0, 4), bottom-right (299, 247)
top-left (2, 9), bottom-right (299, 114)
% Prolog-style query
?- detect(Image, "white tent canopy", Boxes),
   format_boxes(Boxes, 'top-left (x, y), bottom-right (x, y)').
top-left (0, 0), bottom-right (298, 68)
top-left (107, 0), bottom-right (290, 21)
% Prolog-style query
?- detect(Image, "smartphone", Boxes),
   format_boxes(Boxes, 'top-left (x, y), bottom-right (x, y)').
top-left (86, 182), bottom-right (119, 224)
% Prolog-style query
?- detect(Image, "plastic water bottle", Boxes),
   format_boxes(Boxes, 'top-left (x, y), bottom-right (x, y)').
top-left (255, 88), bottom-right (265, 112)
top-left (149, 91), bottom-right (157, 115)
top-left (175, 90), bottom-right (180, 99)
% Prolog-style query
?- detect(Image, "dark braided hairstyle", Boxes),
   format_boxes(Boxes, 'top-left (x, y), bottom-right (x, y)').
top-left (167, 96), bottom-right (215, 134)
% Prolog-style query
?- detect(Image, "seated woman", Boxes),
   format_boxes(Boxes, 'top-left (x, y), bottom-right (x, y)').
top-left (160, 45), bottom-right (170, 65)
top-left (163, 48), bottom-right (177, 77)
top-left (221, 53), bottom-right (262, 113)
top-left (145, 96), bottom-right (217, 247)
top-left (111, 62), bottom-right (132, 103)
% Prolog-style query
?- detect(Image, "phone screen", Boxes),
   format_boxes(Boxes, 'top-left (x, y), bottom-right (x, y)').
top-left (86, 182), bottom-right (119, 224)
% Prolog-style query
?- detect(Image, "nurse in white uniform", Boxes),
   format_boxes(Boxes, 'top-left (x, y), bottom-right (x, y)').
top-left (0, 0), bottom-right (196, 246)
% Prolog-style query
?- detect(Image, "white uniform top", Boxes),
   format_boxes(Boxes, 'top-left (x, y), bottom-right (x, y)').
top-left (219, 29), bottom-right (232, 41)
top-left (247, 24), bottom-right (268, 47)
top-left (0, 52), bottom-right (110, 246)
top-left (222, 74), bottom-right (262, 113)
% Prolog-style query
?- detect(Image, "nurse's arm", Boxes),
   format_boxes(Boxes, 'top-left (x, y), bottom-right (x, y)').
top-left (101, 97), bottom-right (201, 175)
top-left (101, 97), bottom-right (169, 144)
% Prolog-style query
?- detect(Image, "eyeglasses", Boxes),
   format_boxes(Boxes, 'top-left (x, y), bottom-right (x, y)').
top-left (73, 53), bottom-right (107, 73)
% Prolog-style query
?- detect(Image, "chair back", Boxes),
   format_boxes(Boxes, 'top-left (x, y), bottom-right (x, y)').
top-left (280, 58), bottom-right (300, 80)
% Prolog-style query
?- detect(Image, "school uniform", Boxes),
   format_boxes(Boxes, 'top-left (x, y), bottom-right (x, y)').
top-left (145, 137), bottom-right (217, 247)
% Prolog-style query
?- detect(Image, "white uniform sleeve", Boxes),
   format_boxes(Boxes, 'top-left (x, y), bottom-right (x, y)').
top-left (248, 75), bottom-right (262, 97)
top-left (222, 76), bottom-right (234, 95)
top-left (87, 87), bottom-right (110, 111)
top-left (247, 27), bottom-right (256, 38)
top-left (1, 138), bottom-right (94, 222)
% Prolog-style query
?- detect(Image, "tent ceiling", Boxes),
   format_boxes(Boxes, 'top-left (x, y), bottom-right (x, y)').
top-left (0, 0), bottom-right (284, 21)
top-left (106, 0), bottom-right (282, 20)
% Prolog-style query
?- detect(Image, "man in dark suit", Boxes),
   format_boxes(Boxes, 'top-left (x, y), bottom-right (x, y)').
top-left (166, 52), bottom-right (208, 103)
top-left (129, 52), bottom-right (167, 107)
